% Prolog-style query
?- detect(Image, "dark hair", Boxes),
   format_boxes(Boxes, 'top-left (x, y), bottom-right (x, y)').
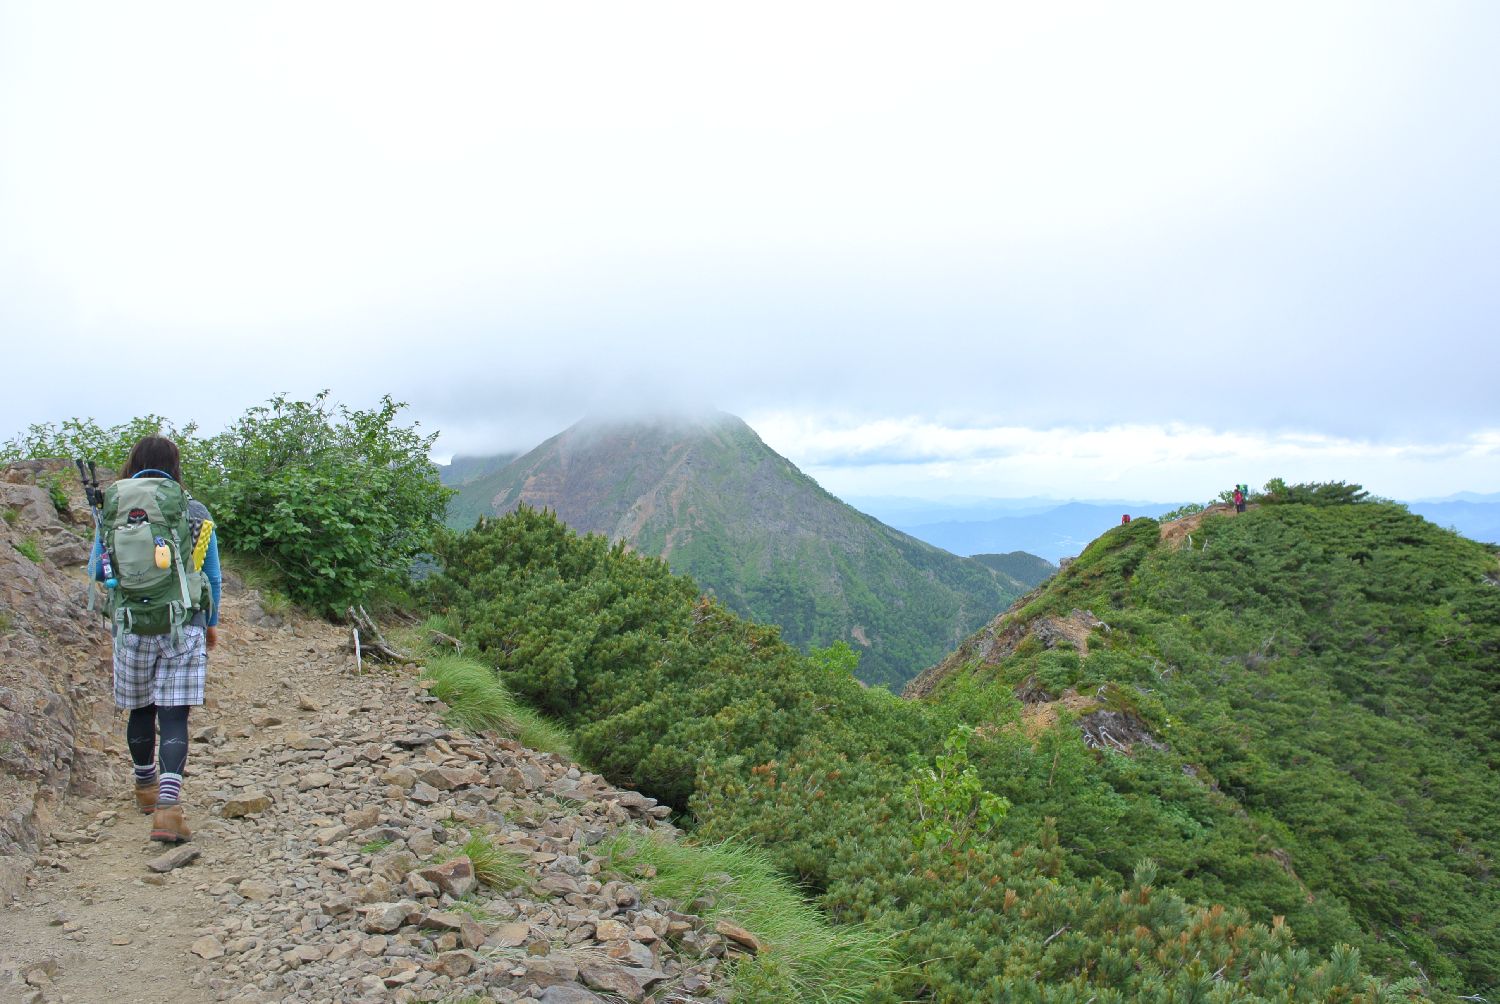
top-left (121, 435), bottom-right (183, 483)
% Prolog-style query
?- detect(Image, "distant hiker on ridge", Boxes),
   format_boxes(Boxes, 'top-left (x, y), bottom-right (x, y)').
top-left (90, 435), bottom-right (221, 844)
top-left (1233, 485), bottom-right (1246, 513)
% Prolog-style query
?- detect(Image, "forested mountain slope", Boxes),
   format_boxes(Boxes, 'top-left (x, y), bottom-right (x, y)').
top-left (913, 497), bottom-right (1500, 996)
top-left (446, 412), bottom-right (1023, 687)
top-left (971, 549), bottom-right (1058, 587)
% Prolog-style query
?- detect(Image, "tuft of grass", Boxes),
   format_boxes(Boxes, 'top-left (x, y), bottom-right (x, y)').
top-left (445, 830), bottom-right (528, 891)
top-left (222, 548), bottom-right (285, 593)
top-left (0, 609), bottom-right (13, 634)
top-left (360, 838), bottom-right (393, 855)
top-left (259, 589), bottom-right (292, 618)
top-left (447, 896), bottom-right (505, 923)
top-left (13, 537), bottom-right (42, 563)
top-left (45, 474), bottom-right (70, 514)
top-left (599, 832), bottom-right (893, 1004)
top-left (420, 654), bottom-right (573, 759)
top-left (2, 507), bottom-right (18, 526)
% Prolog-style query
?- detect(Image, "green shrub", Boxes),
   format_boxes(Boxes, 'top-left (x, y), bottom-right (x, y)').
top-left (13, 538), bottom-right (41, 563)
top-left (2, 507), bottom-right (17, 526)
top-left (1159, 501), bottom-right (1206, 521)
top-left (0, 414), bottom-right (197, 468)
top-left (4, 394), bottom-right (451, 616)
top-left (196, 392), bottom-right (451, 614)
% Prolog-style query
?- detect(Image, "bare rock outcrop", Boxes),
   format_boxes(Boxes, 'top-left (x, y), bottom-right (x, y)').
top-left (0, 463), bottom-right (117, 903)
top-left (904, 602), bottom-right (1107, 700)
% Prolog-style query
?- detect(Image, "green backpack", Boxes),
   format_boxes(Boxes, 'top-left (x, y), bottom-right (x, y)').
top-left (100, 477), bottom-right (210, 640)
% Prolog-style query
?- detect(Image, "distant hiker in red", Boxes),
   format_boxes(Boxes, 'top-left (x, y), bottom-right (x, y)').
top-left (1233, 487), bottom-right (1246, 513)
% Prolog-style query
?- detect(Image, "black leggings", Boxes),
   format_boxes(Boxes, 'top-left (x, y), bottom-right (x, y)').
top-left (126, 704), bottom-right (190, 776)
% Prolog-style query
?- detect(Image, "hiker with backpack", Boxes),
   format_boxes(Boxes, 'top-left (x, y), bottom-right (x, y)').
top-left (89, 435), bottom-right (221, 843)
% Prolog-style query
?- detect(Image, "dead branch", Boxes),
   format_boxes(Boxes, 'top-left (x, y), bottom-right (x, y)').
top-left (345, 605), bottom-right (412, 665)
top-left (427, 629), bottom-right (464, 654)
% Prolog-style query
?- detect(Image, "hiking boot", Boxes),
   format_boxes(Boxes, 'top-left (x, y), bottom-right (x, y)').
top-left (150, 803), bottom-right (191, 843)
top-left (133, 781), bottom-right (158, 814)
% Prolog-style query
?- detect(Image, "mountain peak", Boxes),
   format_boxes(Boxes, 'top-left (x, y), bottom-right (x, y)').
top-left (446, 414), bottom-right (1024, 687)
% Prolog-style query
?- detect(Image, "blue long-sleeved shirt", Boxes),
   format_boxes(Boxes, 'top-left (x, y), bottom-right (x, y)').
top-left (90, 472), bottom-right (221, 627)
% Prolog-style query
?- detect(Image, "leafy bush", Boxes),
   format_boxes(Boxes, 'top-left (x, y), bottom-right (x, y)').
top-left (3, 394), bottom-right (451, 614)
top-left (0, 415), bottom-right (199, 468)
top-left (195, 392), bottom-right (450, 613)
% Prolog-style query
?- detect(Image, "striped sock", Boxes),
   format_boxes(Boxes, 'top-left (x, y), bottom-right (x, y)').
top-left (157, 772), bottom-right (182, 805)
top-left (133, 763), bottom-right (157, 786)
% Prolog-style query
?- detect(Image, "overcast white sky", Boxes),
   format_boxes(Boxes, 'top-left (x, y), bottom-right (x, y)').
top-left (2, 2), bottom-right (1496, 502)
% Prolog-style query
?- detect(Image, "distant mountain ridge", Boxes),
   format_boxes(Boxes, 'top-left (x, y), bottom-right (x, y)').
top-left (903, 501), bottom-right (1184, 562)
top-left (445, 412), bottom-right (1026, 687)
top-left (970, 550), bottom-right (1057, 588)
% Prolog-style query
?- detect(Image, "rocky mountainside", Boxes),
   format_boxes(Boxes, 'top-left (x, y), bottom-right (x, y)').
top-left (439, 454), bottom-right (520, 487)
top-left (445, 413), bottom-right (1024, 688)
top-left (0, 461), bottom-right (116, 904)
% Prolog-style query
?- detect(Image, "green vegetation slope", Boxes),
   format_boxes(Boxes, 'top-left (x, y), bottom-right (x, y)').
top-left (428, 502), bottom-right (1434, 1002)
top-left (916, 495), bottom-right (1500, 997)
top-left (446, 412), bottom-right (1023, 688)
top-left (971, 549), bottom-right (1058, 587)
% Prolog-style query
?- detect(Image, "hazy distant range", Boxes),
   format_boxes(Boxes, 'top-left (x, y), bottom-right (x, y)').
top-left (847, 493), bottom-right (1500, 562)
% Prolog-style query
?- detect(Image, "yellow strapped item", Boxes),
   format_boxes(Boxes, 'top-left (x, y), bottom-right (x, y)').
top-left (191, 519), bottom-right (214, 572)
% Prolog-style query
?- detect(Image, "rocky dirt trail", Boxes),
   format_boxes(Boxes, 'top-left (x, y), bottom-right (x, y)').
top-left (1, 587), bottom-right (735, 1004)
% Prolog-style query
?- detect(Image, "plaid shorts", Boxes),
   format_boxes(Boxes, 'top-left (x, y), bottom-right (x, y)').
top-left (112, 627), bottom-right (207, 709)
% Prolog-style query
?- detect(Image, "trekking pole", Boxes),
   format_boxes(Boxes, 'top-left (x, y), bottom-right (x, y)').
top-left (75, 458), bottom-right (117, 589)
